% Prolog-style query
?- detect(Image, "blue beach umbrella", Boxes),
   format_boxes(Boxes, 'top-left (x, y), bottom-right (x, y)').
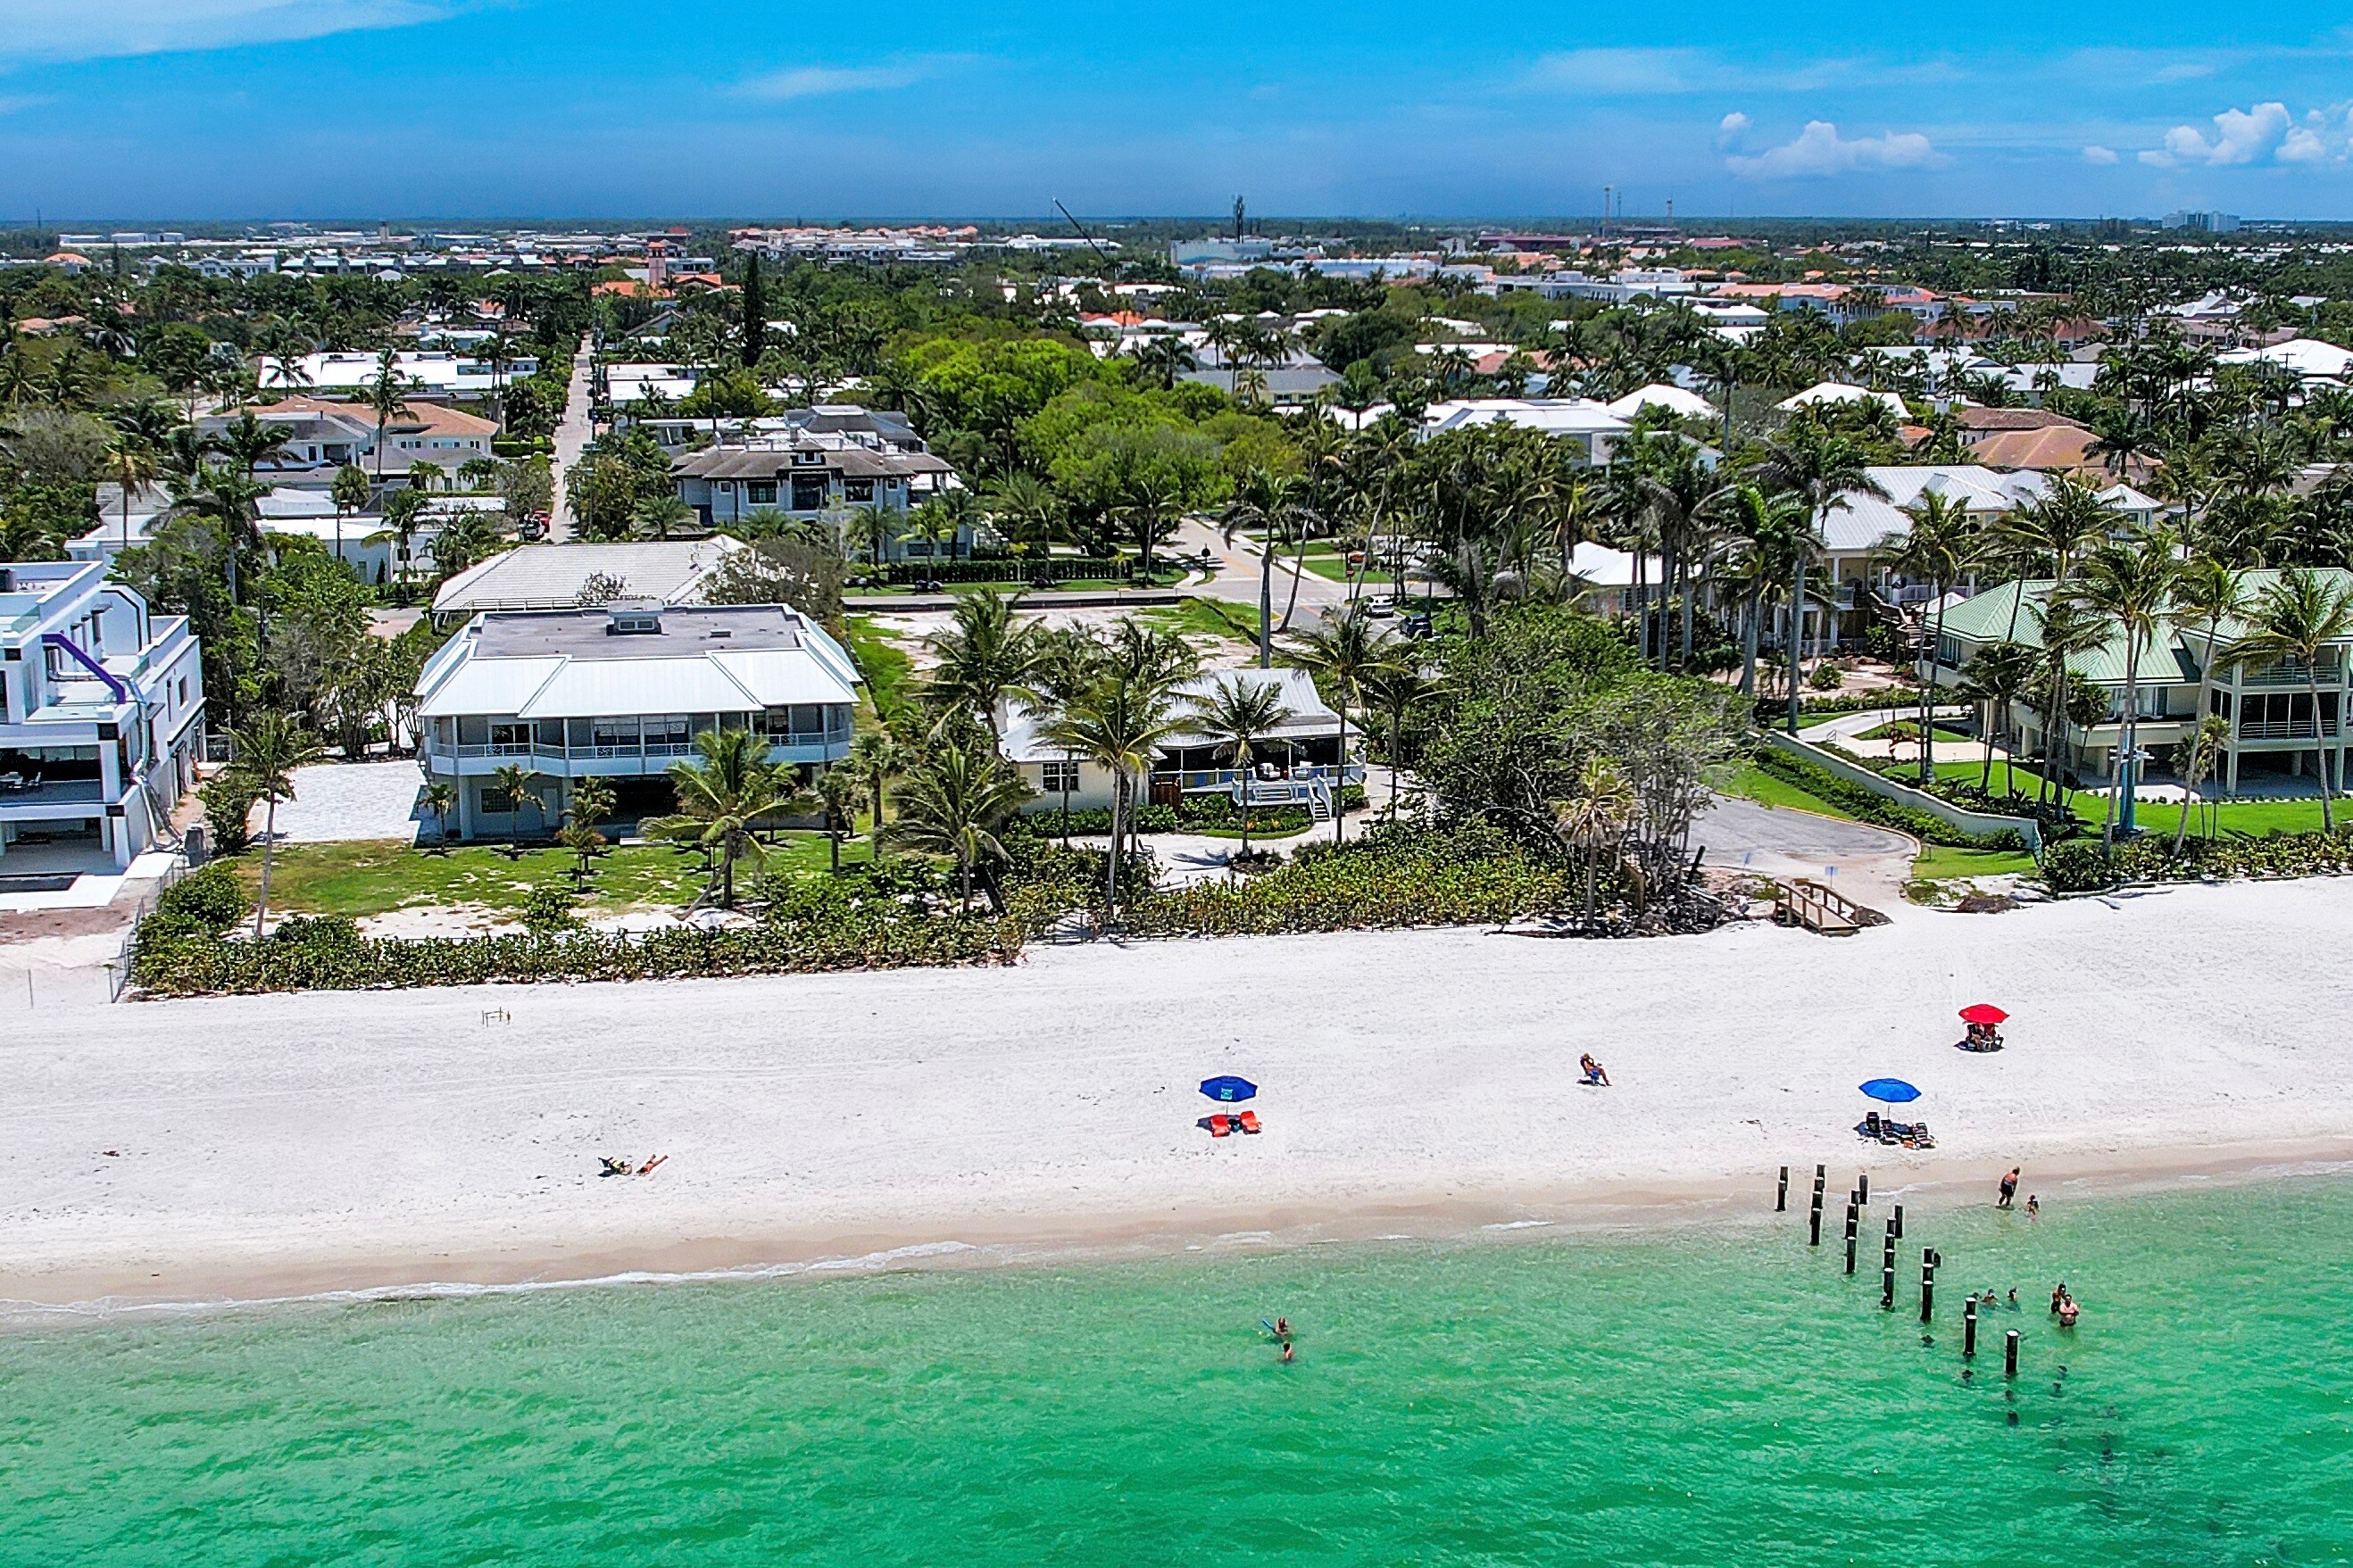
top-left (1858, 1078), bottom-right (1921, 1105)
top-left (1199, 1074), bottom-right (1258, 1103)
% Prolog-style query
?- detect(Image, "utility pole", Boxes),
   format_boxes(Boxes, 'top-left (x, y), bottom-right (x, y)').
top-left (1601, 187), bottom-right (1612, 239)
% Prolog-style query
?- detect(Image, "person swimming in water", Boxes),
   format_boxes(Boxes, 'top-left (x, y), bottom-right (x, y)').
top-left (1280, 1340), bottom-right (1295, 1364)
top-left (2025, 1194), bottom-right (2039, 1218)
top-left (2058, 1293), bottom-right (2081, 1329)
top-left (2050, 1283), bottom-right (2067, 1315)
top-left (1274, 1317), bottom-right (1291, 1340)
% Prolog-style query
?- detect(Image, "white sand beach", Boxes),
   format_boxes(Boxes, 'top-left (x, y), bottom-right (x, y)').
top-left (6, 879), bottom-right (2353, 1310)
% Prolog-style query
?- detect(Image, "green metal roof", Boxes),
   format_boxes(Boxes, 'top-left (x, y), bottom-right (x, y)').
top-left (1935, 568), bottom-right (2353, 687)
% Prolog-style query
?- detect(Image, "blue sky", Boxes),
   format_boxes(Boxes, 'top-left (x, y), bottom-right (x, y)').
top-left (3, 3), bottom-right (2353, 220)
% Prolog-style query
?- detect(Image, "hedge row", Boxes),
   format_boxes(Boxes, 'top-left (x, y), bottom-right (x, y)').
top-left (1751, 748), bottom-right (2029, 852)
top-left (1121, 828), bottom-right (1582, 938)
top-left (2042, 832), bottom-right (2353, 893)
top-left (876, 558), bottom-right (1124, 586)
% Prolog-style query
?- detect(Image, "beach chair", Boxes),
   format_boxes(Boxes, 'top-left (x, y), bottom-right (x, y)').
top-left (1862, 1111), bottom-right (1884, 1140)
top-left (1201, 1115), bottom-right (1233, 1138)
top-left (1236, 1110), bottom-right (1262, 1134)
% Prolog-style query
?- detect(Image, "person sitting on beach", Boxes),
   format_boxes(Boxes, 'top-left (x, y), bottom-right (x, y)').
top-left (1579, 1054), bottom-right (1610, 1087)
top-left (599, 1156), bottom-right (634, 1177)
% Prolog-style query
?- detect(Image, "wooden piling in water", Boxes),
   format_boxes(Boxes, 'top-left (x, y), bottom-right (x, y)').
top-left (1892, 1203), bottom-right (1903, 1240)
top-left (2005, 1330), bottom-right (2019, 1378)
top-left (1880, 1221), bottom-right (1895, 1308)
top-left (1964, 1297), bottom-right (1978, 1358)
top-left (1857, 1172), bottom-right (1868, 1206)
top-left (1809, 1168), bottom-right (1825, 1246)
top-left (1919, 1249), bottom-right (1936, 1324)
top-left (1843, 1197), bottom-right (1858, 1274)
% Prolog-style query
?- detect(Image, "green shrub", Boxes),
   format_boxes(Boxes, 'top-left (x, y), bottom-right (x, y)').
top-left (1808, 663), bottom-right (1846, 691)
top-left (269, 913), bottom-right (365, 951)
top-left (2043, 830), bottom-right (2353, 892)
top-left (521, 884), bottom-right (578, 933)
top-left (155, 862), bottom-right (248, 932)
top-left (1122, 825), bottom-right (1581, 938)
top-left (198, 774), bottom-right (258, 856)
top-left (1751, 748), bottom-right (2028, 852)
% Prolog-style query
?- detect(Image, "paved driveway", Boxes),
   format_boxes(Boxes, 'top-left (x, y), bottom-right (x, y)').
top-left (1692, 794), bottom-right (1916, 913)
top-left (266, 760), bottom-right (424, 844)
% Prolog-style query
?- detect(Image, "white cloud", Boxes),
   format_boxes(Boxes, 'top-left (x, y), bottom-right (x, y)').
top-left (0, 0), bottom-right (470, 62)
top-left (1725, 120), bottom-right (1939, 178)
top-left (735, 57), bottom-right (964, 102)
top-left (2140, 101), bottom-right (2291, 166)
top-left (1717, 111), bottom-right (1751, 147)
top-left (2082, 145), bottom-right (2119, 165)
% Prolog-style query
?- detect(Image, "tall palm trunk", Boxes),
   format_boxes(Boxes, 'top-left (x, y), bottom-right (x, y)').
top-left (1332, 711), bottom-right (1350, 845)
top-left (1785, 560), bottom-right (1808, 734)
top-left (2312, 669), bottom-right (2336, 834)
top-left (254, 796), bottom-right (279, 938)
top-left (2174, 620), bottom-right (2222, 856)
top-left (1739, 588), bottom-right (1761, 697)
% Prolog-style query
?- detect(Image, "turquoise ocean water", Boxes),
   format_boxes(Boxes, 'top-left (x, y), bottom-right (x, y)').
top-left (3, 1178), bottom-right (2349, 1565)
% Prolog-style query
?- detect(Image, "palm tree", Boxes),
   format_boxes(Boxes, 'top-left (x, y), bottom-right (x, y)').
top-left (2028, 594), bottom-right (2108, 808)
top-left (1221, 468), bottom-right (1320, 668)
top-left (1184, 675), bottom-right (1295, 862)
top-left (329, 463), bottom-right (371, 568)
top-left (104, 428), bottom-right (160, 554)
top-left (1356, 651), bottom-right (1433, 828)
top-left (489, 761), bottom-right (545, 856)
top-left (361, 347), bottom-right (415, 482)
top-left (631, 493), bottom-right (694, 541)
top-left (1037, 672), bottom-right (1187, 911)
top-left (420, 779), bottom-right (458, 849)
top-left (643, 727), bottom-right (814, 909)
top-left (1871, 491), bottom-right (1985, 784)
top-left (2063, 538), bottom-right (2183, 851)
top-left (815, 766), bottom-right (860, 875)
top-left (881, 737), bottom-right (1032, 910)
top-left (558, 776), bottom-right (616, 886)
top-left (1746, 419), bottom-right (1885, 730)
top-left (923, 588), bottom-right (1040, 738)
top-left (845, 729), bottom-right (901, 834)
top-left (1285, 602), bottom-right (1381, 842)
top-left (382, 485), bottom-right (428, 601)
top-left (2230, 566), bottom-right (2353, 834)
top-left (1556, 755), bottom-right (1637, 932)
top-left (1956, 641), bottom-right (2039, 795)
top-left (2168, 556), bottom-right (2245, 852)
top-left (212, 410), bottom-right (293, 483)
top-left (229, 711), bottom-right (327, 938)
top-left (1702, 483), bottom-right (1813, 698)
top-left (179, 466), bottom-right (264, 605)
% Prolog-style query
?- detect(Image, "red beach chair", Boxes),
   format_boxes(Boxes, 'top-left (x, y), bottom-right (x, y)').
top-left (1236, 1111), bottom-right (1263, 1134)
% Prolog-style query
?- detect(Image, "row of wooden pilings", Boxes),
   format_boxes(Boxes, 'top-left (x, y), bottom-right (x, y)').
top-left (1778, 1162), bottom-right (2019, 1380)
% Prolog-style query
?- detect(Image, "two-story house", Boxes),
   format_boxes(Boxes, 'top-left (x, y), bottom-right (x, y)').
top-left (0, 560), bottom-right (205, 873)
top-left (412, 601), bottom-right (859, 840)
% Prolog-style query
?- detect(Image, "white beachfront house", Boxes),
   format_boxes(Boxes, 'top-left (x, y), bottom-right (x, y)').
top-left (0, 559), bottom-right (205, 872)
top-left (998, 668), bottom-right (1363, 821)
top-left (412, 601), bottom-right (858, 841)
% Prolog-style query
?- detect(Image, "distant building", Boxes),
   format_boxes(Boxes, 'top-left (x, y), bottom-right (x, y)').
top-left (196, 397), bottom-right (497, 486)
top-left (0, 560), bottom-right (205, 872)
top-left (2162, 211), bottom-right (2241, 235)
top-left (412, 601), bottom-right (859, 840)
top-left (670, 436), bottom-right (957, 540)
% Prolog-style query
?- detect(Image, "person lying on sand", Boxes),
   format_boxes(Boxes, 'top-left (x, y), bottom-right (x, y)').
top-left (599, 1157), bottom-right (635, 1177)
top-left (638, 1154), bottom-right (667, 1175)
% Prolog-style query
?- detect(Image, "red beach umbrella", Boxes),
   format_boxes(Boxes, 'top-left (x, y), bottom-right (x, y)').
top-left (1958, 1003), bottom-right (2008, 1025)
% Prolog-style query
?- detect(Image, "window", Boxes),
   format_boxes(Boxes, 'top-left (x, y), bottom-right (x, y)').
top-left (1042, 760), bottom-right (1079, 794)
top-left (747, 481), bottom-right (777, 504)
top-left (844, 479), bottom-right (874, 502)
top-left (791, 476), bottom-right (827, 510)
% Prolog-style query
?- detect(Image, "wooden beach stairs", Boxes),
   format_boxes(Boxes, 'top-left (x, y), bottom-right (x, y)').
top-left (1773, 879), bottom-right (1890, 937)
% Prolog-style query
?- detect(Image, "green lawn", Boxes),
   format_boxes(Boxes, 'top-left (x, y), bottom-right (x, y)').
top-left (1927, 757), bottom-right (2340, 838)
top-left (1855, 724), bottom-right (1977, 749)
top-left (843, 614), bottom-right (915, 718)
top-left (1300, 555), bottom-right (1395, 585)
top-left (1909, 843), bottom-right (2040, 881)
top-left (1142, 597), bottom-right (1260, 644)
top-left (1717, 764), bottom-right (1852, 817)
top-left (233, 834), bottom-right (873, 920)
